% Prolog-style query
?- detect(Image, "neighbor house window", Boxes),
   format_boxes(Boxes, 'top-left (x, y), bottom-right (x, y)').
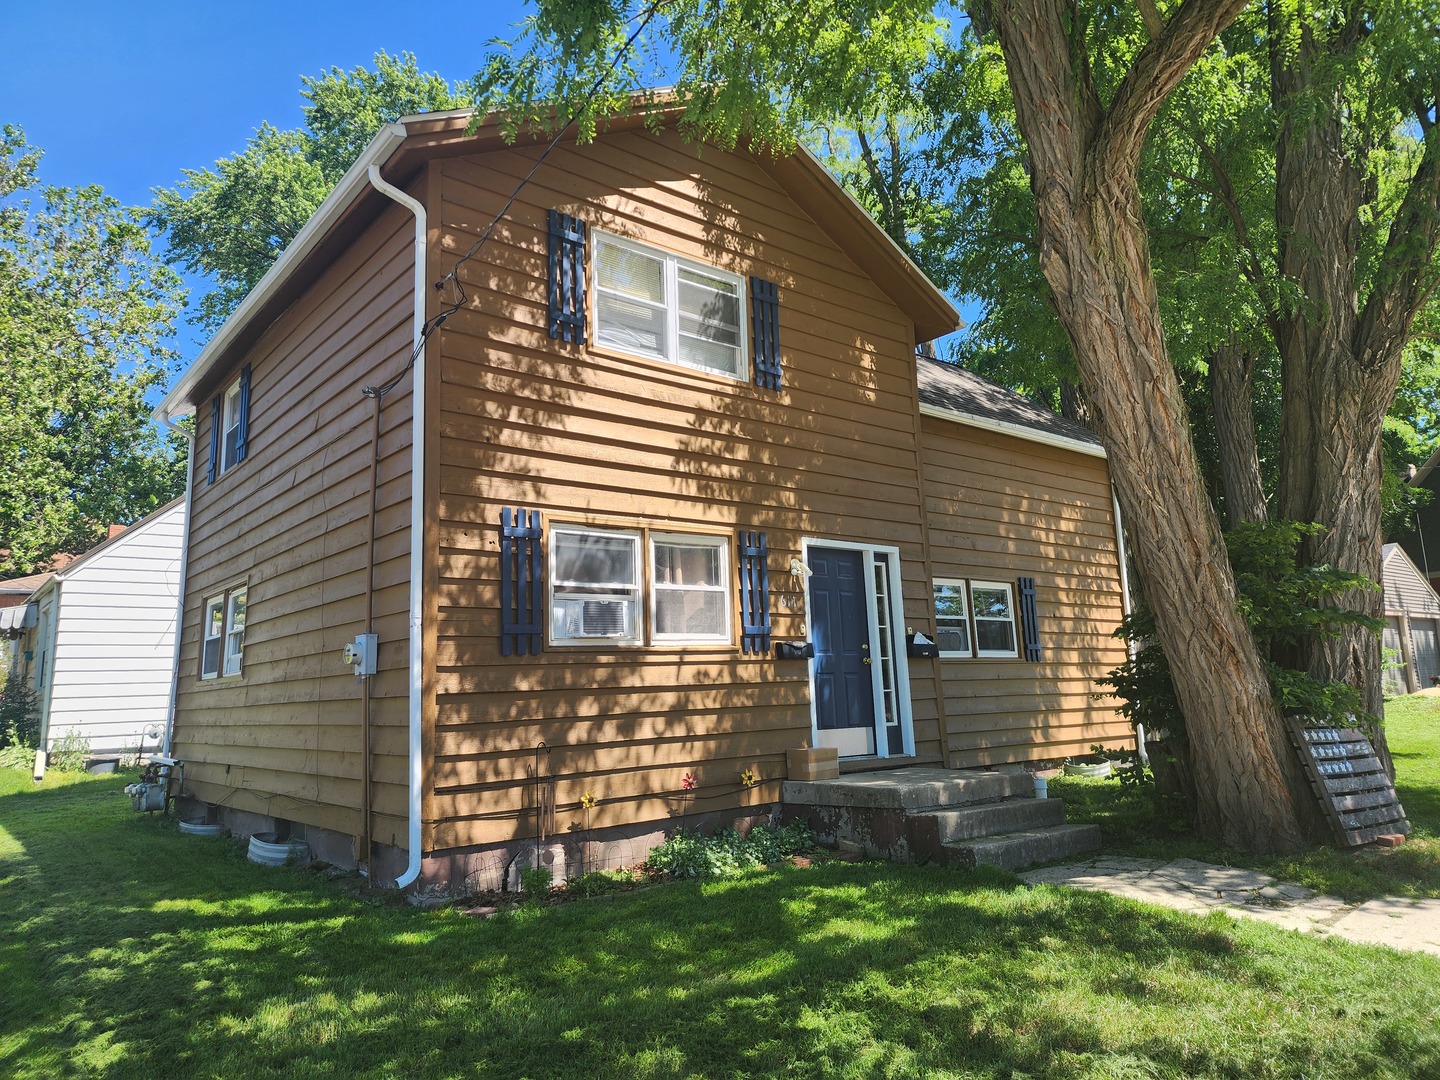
top-left (931, 578), bottom-right (1019, 659)
top-left (932, 580), bottom-right (971, 657)
top-left (550, 524), bottom-right (732, 647)
top-left (971, 581), bottom-right (1018, 658)
top-left (593, 231), bottom-right (746, 379)
top-left (651, 534), bottom-right (729, 643)
top-left (201, 583), bottom-right (247, 679)
top-left (551, 527), bottom-right (643, 645)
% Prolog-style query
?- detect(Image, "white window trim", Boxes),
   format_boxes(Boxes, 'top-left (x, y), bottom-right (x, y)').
top-left (201, 582), bottom-right (247, 680)
top-left (649, 532), bottom-right (731, 645)
top-left (932, 578), bottom-right (973, 659)
top-left (549, 525), bottom-right (644, 647)
top-left (591, 229), bottom-right (749, 382)
top-left (971, 580), bottom-right (1019, 659)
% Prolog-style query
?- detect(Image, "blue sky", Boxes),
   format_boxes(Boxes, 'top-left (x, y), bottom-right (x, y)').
top-left (2, 0), bottom-right (536, 359)
top-left (3, 1), bottom-right (534, 207)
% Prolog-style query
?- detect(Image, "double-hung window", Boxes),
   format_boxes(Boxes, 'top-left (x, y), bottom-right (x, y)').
top-left (971, 582), bottom-right (1018, 658)
top-left (931, 578), bottom-right (1018, 659)
top-left (593, 231), bottom-right (746, 380)
top-left (550, 524), bottom-right (731, 646)
top-left (551, 527), bottom-right (643, 645)
top-left (201, 583), bottom-right (247, 679)
top-left (651, 534), bottom-right (729, 643)
top-left (220, 377), bottom-right (244, 472)
top-left (933, 580), bottom-right (972, 657)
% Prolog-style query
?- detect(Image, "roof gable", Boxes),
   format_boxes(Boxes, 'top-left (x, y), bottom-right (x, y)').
top-left (157, 104), bottom-right (958, 422)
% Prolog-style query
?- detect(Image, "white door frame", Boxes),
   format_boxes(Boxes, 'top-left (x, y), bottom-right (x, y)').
top-left (800, 537), bottom-right (915, 759)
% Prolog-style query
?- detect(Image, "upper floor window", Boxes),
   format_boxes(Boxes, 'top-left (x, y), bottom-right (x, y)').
top-left (208, 364), bottom-right (251, 484)
top-left (220, 377), bottom-right (244, 472)
top-left (593, 231), bottom-right (746, 380)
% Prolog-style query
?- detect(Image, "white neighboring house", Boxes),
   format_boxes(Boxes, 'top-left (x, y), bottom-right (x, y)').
top-left (1382, 542), bottom-right (1440, 695)
top-left (11, 498), bottom-right (186, 758)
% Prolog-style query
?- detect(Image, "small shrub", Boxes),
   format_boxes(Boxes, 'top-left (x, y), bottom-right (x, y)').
top-left (645, 821), bottom-right (813, 880)
top-left (564, 868), bottom-right (642, 898)
top-left (49, 730), bottom-right (91, 773)
top-left (0, 742), bottom-right (35, 770)
top-left (519, 864), bottom-right (553, 899)
top-left (0, 677), bottom-right (40, 750)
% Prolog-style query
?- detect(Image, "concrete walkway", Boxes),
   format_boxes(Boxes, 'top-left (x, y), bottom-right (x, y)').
top-left (1020, 856), bottom-right (1440, 957)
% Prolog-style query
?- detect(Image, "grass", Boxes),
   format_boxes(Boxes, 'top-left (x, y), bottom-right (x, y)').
top-left (3, 769), bottom-right (1440, 1077)
top-left (1054, 693), bottom-right (1440, 902)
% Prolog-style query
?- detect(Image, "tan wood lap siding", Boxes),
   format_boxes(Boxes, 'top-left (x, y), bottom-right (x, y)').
top-left (171, 197), bottom-right (419, 850)
top-left (427, 130), bottom-right (939, 853)
top-left (920, 416), bottom-right (1132, 766)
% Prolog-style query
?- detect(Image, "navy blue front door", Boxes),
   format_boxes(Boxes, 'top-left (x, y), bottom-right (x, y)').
top-left (808, 547), bottom-right (876, 740)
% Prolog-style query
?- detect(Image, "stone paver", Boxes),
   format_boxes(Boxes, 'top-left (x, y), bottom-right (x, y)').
top-left (1020, 856), bottom-right (1440, 957)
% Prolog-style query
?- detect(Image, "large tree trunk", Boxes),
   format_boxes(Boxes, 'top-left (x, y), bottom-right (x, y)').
top-left (1270, 18), bottom-right (1440, 770)
top-left (991, 0), bottom-right (1311, 852)
top-left (1210, 340), bottom-right (1268, 527)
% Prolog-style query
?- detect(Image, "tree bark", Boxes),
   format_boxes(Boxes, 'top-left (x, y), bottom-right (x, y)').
top-left (1210, 340), bottom-right (1268, 527)
top-left (992, 0), bottom-right (1312, 852)
top-left (1270, 18), bottom-right (1440, 766)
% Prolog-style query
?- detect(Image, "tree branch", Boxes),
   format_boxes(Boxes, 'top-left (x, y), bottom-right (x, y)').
top-left (1354, 106), bottom-right (1440, 369)
top-left (1100, 0), bottom-right (1251, 170)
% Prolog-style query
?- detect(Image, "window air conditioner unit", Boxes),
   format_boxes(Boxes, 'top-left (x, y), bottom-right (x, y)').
top-left (580, 599), bottom-right (626, 637)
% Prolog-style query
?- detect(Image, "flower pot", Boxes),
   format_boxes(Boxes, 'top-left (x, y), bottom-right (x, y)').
top-left (1063, 759), bottom-right (1112, 779)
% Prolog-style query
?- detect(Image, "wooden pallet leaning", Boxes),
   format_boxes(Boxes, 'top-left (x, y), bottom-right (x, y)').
top-left (1282, 718), bottom-right (1410, 847)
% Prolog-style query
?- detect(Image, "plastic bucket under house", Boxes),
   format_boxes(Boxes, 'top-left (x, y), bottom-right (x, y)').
top-left (247, 832), bottom-right (310, 867)
top-left (178, 819), bottom-right (226, 838)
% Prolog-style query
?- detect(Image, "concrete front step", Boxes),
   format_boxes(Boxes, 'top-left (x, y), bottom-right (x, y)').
top-left (928, 798), bottom-right (1067, 843)
top-left (945, 823), bottom-right (1103, 872)
top-left (783, 765), bottom-right (1032, 813)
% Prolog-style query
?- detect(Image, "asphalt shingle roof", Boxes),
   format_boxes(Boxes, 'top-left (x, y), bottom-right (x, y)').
top-left (915, 355), bottom-right (1102, 449)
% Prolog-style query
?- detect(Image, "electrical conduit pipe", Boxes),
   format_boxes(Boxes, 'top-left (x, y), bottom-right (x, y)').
top-left (365, 162), bottom-right (427, 889)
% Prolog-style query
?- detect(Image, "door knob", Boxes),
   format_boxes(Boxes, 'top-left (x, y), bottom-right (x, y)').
top-left (862, 657), bottom-right (872, 665)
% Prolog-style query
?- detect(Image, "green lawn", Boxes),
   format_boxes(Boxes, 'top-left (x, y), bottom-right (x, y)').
top-left (1053, 693), bottom-right (1440, 901)
top-left (3, 767), bottom-right (1439, 1077)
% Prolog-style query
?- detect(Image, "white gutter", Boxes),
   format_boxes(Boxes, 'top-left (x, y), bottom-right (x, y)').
top-left (153, 123), bottom-right (411, 425)
top-left (365, 162), bottom-right (427, 890)
top-left (918, 402), bottom-right (1107, 459)
top-left (159, 419), bottom-right (196, 758)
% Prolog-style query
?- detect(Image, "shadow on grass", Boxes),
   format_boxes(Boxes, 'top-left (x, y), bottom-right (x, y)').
top-left (2, 776), bottom-right (1439, 1079)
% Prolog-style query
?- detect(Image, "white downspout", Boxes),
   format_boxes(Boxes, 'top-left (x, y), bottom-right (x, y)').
top-left (159, 418), bottom-right (196, 758)
top-left (366, 162), bottom-right (427, 889)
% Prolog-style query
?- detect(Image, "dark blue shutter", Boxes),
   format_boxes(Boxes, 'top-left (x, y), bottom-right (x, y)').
top-left (548, 211), bottom-right (586, 344)
top-left (207, 395), bottom-right (221, 485)
top-left (750, 277), bottom-right (781, 390)
top-left (738, 531), bottom-right (772, 654)
top-left (235, 364), bottom-right (252, 463)
top-left (1018, 576), bottom-right (1041, 661)
top-left (501, 508), bottom-right (544, 656)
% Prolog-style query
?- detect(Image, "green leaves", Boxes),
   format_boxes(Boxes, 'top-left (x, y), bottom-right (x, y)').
top-left (148, 52), bottom-right (475, 333)
top-left (0, 127), bottom-right (186, 574)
